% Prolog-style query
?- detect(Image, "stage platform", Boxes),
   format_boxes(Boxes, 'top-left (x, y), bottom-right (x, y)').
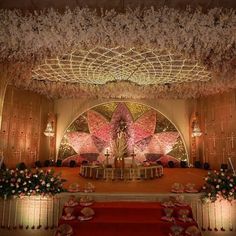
top-left (53, 167), bottom-right (207, 194)
top-left (0, 167), bottom-right (235, 236)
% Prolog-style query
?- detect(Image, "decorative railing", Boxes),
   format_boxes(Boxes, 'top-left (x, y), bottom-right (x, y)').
top-left (190, 198), bottom-right (236, 232)
top-left (0, 196), bottom-right (62, 230)
top-left (80, 165), bottom-right (163, 180)
top-left (0, 194), bottom-right (235, 232)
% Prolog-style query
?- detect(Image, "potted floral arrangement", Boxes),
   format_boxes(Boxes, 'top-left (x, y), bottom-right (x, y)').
top-left (0, 168), bottom-right (66, 199)
top-left (202, 169), bottom-right (236, 202)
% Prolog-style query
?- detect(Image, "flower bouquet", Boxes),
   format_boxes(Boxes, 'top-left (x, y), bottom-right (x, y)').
top-left (202, 169), bottom-right (236, 202)
top-left (80, 195), bottom-right (94, 206)
top-left (83, 182), bottom-right (95, 193)
top-left (64, 195), bottom-right (78, 207)
top-left (161, 200), bottom-right (175, 207)
top-left (174, 195), bottom-right (189, 207)
top-left (78, 207), bottom-right (95, 221)
top-left (61, 207), bottom-right (75, 221)
top-left (68, 183), bottom-right (80, 193)
top-left (0, 168), bottom-right (66, 199)
top-left (161, 208), bottom-right (175, 222)
top-left (169, 225), bottom-right (184, 236)
top-left (177, 209), bottom-right (192, 222)
top-left (171, 183), bottom-right (184, 193)
top-left (55, 224), bottom-right (73, 236)
top-left (185, 226), bottom-right (201, 236)
top-left (185, 183), bottom-right (198, 193)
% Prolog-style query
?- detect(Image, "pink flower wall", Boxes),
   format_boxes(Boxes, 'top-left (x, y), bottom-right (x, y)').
top-left (59, 102), bottom-right (186, 163)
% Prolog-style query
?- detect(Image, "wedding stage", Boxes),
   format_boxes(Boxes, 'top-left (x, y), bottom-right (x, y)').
top-left (0, 167), bottom-right (235, 235)
top-left (54, 166), bottom-right (236, 235)
top-left (0, 1), bottom-right (236, 236)
top-left (57, 167), bottom-right (206, 193)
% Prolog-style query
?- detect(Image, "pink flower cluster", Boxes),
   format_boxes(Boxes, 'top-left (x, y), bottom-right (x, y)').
top-left (0, 168), bottom-right (66, 199)
top-left (202, 169), bottom-right (236, 202)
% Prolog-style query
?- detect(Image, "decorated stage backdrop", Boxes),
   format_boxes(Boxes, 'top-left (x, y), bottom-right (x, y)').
top-left (58, 102), bottom-right (187, 165)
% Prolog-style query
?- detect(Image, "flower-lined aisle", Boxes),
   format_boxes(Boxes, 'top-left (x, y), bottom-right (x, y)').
top-left (58, 200), bottom-right (200, 236)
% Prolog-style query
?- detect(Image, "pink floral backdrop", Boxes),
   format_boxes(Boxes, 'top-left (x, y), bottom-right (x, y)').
top-left (59, 102), bottom-right (187, 165)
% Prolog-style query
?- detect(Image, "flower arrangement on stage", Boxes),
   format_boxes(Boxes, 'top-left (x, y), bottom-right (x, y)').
top-left (59, 102), bottom-right (186, 164)
top-left (0, 168), bottom-right (66, 199)
top-left (202, 169), bottom-right (236, 202)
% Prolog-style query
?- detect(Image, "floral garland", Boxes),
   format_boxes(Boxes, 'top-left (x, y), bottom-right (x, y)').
top-left (0, 168), bottom-right (66, 199)
top-left (0, 7), bottom-right (235, 98)
top-left (11, 76), bottom-right (236, 99)
top-left (202, 169), bottom-right (236, 202)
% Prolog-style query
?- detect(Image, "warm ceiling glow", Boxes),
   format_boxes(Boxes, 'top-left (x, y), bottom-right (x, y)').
top-left (32, 47), bottom-right (211, 85)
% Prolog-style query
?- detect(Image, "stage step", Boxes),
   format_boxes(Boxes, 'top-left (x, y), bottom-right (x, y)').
top-left (58, 202), bottom-right (199, 236)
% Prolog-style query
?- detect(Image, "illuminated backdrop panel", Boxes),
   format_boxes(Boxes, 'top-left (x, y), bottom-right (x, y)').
top-left (58, 102), bottom-right (187, 164)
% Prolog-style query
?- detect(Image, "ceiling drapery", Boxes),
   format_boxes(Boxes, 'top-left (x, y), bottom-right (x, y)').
top-left (0, 7), bottom-right (235, 99)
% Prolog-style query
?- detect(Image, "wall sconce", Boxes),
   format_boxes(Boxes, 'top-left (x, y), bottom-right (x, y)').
top-left (192, 121), bottom-right (202, 137)
top-left (192, 113), bottom-right (202, 137)
top-left (44, 122), bottom-right (54, 137)
top-left (44, 113), bottom-right (56, 160)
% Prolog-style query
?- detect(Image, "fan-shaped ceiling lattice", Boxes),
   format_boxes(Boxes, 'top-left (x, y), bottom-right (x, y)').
top-left (32, 47), bottom-right (211, 85)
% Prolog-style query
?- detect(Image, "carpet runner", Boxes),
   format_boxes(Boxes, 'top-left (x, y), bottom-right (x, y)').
top-left (58, 202), bottom-right (199, 236)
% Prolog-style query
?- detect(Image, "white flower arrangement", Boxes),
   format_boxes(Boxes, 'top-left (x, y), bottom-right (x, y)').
top-left (0, 7), bottom-right (235, 99)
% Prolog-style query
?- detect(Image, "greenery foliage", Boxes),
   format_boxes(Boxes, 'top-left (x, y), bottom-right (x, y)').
top-left (202, 169), bottom-right (236, 202)
top-left (0, 168), bottom-right (66, 199)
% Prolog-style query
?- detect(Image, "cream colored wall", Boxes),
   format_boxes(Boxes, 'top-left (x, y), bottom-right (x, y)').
top-left (54, 98), bottom-right (191, 162)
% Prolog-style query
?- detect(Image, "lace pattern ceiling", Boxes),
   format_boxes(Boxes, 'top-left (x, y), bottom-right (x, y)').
top-left (32, 47), bottom-right (211, 85)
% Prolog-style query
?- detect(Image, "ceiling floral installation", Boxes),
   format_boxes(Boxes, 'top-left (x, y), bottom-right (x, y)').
top-left (0, 7), bottom-right (235, 98)
top-left (58, 102), bottom-right (187, 164)
top-left (32, 47), bottom-right (211, 85)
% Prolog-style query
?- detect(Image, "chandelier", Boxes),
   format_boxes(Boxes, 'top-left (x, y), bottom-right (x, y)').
top-left (44, 122), bottom-right (55, 137)
top-left (192, 122), bottom-right (202, 137)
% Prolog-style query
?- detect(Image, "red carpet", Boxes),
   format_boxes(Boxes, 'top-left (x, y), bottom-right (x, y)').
top-left (59, 202), bottom-right (199, 236)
